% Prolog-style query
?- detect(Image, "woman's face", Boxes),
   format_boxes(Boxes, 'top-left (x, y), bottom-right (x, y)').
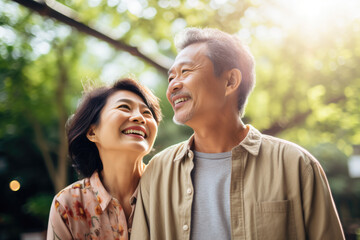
top-left (87, 90), bottom-right (158, 157)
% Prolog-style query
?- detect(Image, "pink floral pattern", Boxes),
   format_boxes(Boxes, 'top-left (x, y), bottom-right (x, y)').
top-left (47, 172), bottom-right (137, 240)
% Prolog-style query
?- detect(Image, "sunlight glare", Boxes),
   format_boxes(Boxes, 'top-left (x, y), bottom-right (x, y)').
top-left (171, 18), bottom-right (187, 35)
top-left (88, 0), bottom-right (101, 7)
top-left (210, 0), bottom-right (229, 9)
top-left (127, 0), bottom-right (143, 16)
top-left (273, 0), bottom-right (360, 34)
top-left (140, 71), bottom-right (161, 89)
top-left (0, 26), bottom-right (16, 45)
top-left (143, 7), bottom-right (157, 19)
top-left (107, 0), bottom-right (120, 8)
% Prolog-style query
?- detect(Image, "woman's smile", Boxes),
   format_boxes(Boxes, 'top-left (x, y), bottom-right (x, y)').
top-left (122, 126), bottom-right (147, 139)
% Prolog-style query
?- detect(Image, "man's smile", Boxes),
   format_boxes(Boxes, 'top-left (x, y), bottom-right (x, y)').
top-left (174, 97), bottom-right (189, 105)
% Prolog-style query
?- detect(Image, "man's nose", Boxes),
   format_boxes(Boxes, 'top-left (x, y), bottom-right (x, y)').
top-left (168, 80), bottom-right (183, 94)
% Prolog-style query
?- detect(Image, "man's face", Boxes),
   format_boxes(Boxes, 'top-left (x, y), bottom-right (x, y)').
top-left (166, 42), bottom-right (226, 127)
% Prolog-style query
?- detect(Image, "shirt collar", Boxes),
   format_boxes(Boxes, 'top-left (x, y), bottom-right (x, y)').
top-left (174, 134), bottom-right (195, 162)
top-left (173, 124), bottom-right (262, 162)
top-left (90, 171), bottom-right (113, 211)
top-left (236, 124), bottom-right (262, 156)
top-left (90, 171), bottom-right (139, 211)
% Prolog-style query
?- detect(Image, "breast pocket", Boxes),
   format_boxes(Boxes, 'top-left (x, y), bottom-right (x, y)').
top-left (256, 200), bottom-right (296, 240)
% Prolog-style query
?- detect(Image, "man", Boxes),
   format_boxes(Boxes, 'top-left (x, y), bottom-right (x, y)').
top-left (131, 28), bottom-right (345, 240)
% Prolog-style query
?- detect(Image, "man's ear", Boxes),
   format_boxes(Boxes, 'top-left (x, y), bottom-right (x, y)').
top-left (86, 125), bottom-right (97, 143)
top-left (225, 68), bottom-right (242, 96)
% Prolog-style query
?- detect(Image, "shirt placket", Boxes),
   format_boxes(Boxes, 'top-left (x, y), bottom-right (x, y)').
top-left (230, 148), bottom-right (247, 240)
top-left (182, 150), bottom-right (194, 240)
top-left (110, 198), bottom-right (128, 240)
top-left (127, 197), bottom-right (136, 236)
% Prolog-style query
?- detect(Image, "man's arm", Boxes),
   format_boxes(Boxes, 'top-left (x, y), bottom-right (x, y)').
top-left (131, 160), bottom-right (153, 240)
top-left (302, 159), bottom-right (345, 239)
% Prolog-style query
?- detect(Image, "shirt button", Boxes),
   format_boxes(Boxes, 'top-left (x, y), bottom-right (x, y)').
top-left (186, 188), bottom-right (192, 195)
top-left (183, 224), bottom-right (189, 231)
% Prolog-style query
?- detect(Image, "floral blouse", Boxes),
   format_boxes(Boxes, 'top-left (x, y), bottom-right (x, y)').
top-left (47, 171), bottom-right (138, 240)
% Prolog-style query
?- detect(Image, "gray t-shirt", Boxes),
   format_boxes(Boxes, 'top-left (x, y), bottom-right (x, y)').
top-left (190, 151), bottom-right (232, 240)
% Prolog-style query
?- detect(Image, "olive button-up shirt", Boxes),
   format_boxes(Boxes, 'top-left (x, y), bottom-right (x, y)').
top-left (131, 125), bottom-right (345, 240)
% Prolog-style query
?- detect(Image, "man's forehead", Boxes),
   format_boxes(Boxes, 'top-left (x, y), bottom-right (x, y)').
top-left (178, 42), bottom-right (208, 59)
top-left (168, 58), bottom-right (191, 75)
top-left (168, 43), bottom-right (208, 74)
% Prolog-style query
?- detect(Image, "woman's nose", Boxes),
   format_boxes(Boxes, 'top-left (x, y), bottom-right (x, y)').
top-left (130, 112), bottom-right (145, 124)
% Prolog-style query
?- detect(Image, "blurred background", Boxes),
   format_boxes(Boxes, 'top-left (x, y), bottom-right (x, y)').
top-left (1, 0), bottom-right (360, 239)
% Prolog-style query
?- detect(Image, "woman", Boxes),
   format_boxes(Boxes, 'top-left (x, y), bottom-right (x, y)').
top-left (47, 78), bottom-right (161, 240)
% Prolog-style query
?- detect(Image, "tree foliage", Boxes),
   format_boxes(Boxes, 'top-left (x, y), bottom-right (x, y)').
top-left (1, 0), bottom-right (360, 237)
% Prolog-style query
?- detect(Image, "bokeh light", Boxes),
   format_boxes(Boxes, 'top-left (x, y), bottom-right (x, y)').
top-left (9, 180), bottom-right (20, 191)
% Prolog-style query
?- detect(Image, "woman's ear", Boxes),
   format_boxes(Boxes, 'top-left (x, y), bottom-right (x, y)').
top-left (225, 68), bottom-right (242, 96)
top-left (86, 125), bottom-right (97, 143)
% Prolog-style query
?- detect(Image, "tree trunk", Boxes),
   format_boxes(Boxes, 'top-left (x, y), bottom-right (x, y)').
top-left (55, 44), bottom-right (69, 192)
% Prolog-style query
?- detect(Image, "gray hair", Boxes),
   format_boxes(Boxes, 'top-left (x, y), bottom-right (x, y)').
top-left (175, 27), bottom-right (256, 117)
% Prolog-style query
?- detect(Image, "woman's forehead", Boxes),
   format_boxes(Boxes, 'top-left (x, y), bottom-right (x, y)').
top-left (107, 90), bottom-right (148, 107)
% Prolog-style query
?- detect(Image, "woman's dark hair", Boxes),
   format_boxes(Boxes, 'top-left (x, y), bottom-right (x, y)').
top-left (67, 78), bottom-right (162, 178)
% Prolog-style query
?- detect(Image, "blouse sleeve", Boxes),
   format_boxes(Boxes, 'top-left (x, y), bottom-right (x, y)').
top-left (47, 197), bottom-right (73, 240)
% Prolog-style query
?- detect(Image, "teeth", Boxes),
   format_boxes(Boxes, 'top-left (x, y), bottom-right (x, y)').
top-left (174, 97), bottom-right (188, 105)
top-left (123, 129), bottom-right (145, 137)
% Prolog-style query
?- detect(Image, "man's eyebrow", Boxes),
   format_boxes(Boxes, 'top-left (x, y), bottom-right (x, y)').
top-left (115, 98), bottom-right (148, 108)
top-left (168, 60), bottom-right (193, 76)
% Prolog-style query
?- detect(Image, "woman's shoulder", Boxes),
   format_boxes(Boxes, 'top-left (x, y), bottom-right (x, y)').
top-left (54, 177), bottom-right (92, 206)
top-left (49, 176), bottom-right (104, 233)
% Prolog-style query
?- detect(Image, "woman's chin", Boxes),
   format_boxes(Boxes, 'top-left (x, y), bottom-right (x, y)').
top-left (120, 142), bottom-right (151, 155)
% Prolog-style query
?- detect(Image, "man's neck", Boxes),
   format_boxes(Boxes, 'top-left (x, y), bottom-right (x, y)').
top-left (192, 118), bottom-right (249, 153)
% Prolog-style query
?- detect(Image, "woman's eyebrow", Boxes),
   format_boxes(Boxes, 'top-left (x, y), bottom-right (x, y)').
top-left (115, 98), bottom-right (148, 108)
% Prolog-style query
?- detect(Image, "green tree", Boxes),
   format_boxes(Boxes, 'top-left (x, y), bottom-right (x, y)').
top-left (1, 0), bottom-right (360, 238)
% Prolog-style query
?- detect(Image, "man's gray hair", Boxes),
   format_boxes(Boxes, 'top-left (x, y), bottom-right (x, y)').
top-left (175, 27), bottom-right (256, 117)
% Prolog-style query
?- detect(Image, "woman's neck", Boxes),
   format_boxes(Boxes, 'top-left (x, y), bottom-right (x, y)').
top-left (99, 151), bottom-right (144, 219)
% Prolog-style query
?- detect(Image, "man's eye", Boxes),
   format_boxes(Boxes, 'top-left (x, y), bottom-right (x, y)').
top-left (182, 69), bottom-right (190, 74)
top-left (168, 77), bottom-right (174, 82)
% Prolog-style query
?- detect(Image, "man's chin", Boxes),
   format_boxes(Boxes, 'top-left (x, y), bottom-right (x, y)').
top-left (172, 111), bottom-right (193, 126)
top-left (172, 115), bottom-right (185, 126)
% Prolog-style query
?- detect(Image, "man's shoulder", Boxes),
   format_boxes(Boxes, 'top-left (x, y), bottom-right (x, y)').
top-left (143, 140), bottom-right (188, 173)
top-left (152, 139), bottom-right (189, 162)
top-left (260, 134), bottom-right (318, 165)
top-left (141, 140), bottom-right (189, 184)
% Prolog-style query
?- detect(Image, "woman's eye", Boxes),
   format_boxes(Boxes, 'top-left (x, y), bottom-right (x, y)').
top-left (118, 104), bottom-right (130, 110)
top-left (143, 110), bottom-right (153, 116)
